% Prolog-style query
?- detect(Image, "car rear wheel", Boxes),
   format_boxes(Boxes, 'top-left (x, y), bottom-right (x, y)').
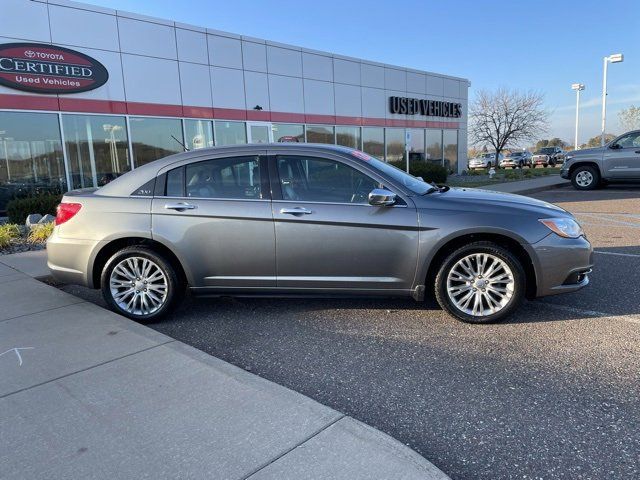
top-left (434, 241), bottom-right (525, 324)
top-left (101, 246), bottom-right (182, 322)
top-left (571, 165), bottom-right (600, 190)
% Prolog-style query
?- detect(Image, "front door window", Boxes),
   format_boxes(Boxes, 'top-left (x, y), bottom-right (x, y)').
top-left (276, 156), bottom-right (379, 204)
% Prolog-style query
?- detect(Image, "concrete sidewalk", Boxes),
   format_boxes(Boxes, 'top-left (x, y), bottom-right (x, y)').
top-left (483, 174), bottom-right (570, 195)
top-left (0, 251), bottom-right (448, 480)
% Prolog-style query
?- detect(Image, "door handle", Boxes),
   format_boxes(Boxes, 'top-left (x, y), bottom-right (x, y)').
top-left (635, 150), bottom-right (640, 154)
top-left (164, 202), bottom-right (197, 211)
top-left (280, 207), bottom-right (312, 215)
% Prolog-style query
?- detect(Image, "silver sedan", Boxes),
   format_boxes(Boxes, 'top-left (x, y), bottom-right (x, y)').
top-left (47, 144), bottom-right (593, 324)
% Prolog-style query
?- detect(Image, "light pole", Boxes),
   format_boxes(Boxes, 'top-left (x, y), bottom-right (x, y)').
top-left (571, 83), bottom-right (585, 150)
top-left (601, 53), bottom-right (624, 146)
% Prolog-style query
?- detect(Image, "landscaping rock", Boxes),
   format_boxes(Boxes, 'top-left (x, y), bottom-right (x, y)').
top-left (38, 214), bottom-right (55, 224)
top-left (25, 214), bottom-right (43, 228)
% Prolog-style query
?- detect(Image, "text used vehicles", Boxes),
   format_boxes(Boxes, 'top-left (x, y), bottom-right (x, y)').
top-left (500, 151), bottom-right (532, 169)
top-left (468, 153), bottom-right (502, 170)
top-left (561, 130), bottom-right (640, 190)
top-left (47, 144), bottom-right (593, 324)
top-left (532, 147), bottom-right (565, 167)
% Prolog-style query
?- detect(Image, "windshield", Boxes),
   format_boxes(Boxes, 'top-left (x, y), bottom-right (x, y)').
top-left (481, 153), bottom-right (494, 158)
top-left (540, 147), bottom-right (555, 154)
top-left (362, 155), bottom-right (433, 195)
top-left (508, 152), bottom-right (523, 157)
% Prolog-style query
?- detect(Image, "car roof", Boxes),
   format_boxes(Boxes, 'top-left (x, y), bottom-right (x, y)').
top-left (95, 143), bottom-right (360, 197)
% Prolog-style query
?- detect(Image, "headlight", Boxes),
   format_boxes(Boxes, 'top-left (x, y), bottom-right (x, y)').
top-left (565, 155), bottom-right (574, 162)
top-left (539, 217), bottom-right (584, 238)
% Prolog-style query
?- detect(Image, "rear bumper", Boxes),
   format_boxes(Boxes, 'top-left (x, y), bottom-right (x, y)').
top-left (46, 229), bottom-right (102, 288)
top-left (527, 233), bottom-right (593, 297)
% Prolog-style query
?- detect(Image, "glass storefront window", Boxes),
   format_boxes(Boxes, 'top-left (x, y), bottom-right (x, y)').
top-left (426, 129), bottom-right (443, 166)
top-left (443, 130), bottom-right (459, 174)
top-left (184, 119), bottom-right (214, 150)
top-left (129, 117), bottom-right (183, 167)
top-left (362, 127), bottom-right (384, 159)
top-left (385, 128), bottom-right (405, 163)
top-left (62, 115), bottom-right (130, 189)
top-left (407, 128), bottom-right (425, 162)
top-left (0, 112), bottom-right (65, 213)
top-left (272, 123), bottom-right (304, 143)
top-left (306, 125), bottom-right (334, 144)
top-left (336, 126), bottom-right (361, 149)
top-left (214, 121), bottom-right (247, 146)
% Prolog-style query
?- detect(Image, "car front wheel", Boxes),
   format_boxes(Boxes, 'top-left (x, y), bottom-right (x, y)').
top-left (571, 165), bottom-right (600, 190)
top-left (101, 246), bottom-right (182, 322)
top-left (434, 241), bottom-right (525, 324)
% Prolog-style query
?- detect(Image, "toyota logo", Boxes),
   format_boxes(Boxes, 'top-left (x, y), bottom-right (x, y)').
top-left (24, 50), bottom-right (35, 58)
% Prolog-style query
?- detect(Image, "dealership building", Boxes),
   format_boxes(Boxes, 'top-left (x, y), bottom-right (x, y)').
top-left (0, 0), bottom-right (469, 213)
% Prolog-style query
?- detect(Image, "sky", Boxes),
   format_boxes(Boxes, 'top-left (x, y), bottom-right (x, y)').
top-left (85, 0), bottom-right (640, 146)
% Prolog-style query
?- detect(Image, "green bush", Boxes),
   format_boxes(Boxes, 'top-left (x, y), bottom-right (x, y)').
top-left (6, 193), bottom-right (62, 224)
top-left (388, 161), bottom-right (448, 184)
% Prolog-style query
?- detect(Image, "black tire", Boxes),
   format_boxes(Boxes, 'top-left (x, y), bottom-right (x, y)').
top-left (543, 164), bottom-right (548, 168)
top-left (571, 165), bottom-right (600, 190)
top-left (101, 246), bottom-right (183, 322)
top-left (434, 241), bottom-right (526, 324)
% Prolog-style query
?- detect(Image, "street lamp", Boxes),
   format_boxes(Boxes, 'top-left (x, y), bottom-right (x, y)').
top-left (601, 53), bottom-right (624, 146)
top-left (571, 83), bottom-right (585, 150)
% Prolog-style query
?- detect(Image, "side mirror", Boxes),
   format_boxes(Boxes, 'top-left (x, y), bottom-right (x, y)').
top-left (416, 176), bottom-right (424, 182)
top-left (368, 188), bottom-right (397, 206)
top-left (609, 143), bottom-right (621, 150)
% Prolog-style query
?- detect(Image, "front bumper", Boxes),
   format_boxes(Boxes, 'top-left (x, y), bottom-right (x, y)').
top-left (560, 166), bottom-right (570, 179)
top-left (527, 233), bottom-right (593, 297)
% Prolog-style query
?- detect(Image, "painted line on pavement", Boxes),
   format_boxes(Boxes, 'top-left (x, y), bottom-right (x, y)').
top-left (594, 250), bottom-right (640, 258)
top-left (541, 302), bottom-right (640, 325)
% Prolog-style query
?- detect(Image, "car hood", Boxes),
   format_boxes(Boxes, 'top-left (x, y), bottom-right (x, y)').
top-left (417, 187), bottom-right (569, 216)
top-left (569, 146), bottom-right (604, 157)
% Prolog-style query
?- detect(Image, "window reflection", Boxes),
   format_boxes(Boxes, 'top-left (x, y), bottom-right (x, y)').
top-left (443, 130), bottom-right (458, 174)
top-left (129, 117), bottom-right (183, 167)
top-left (385, 128), bottom-right (405, 163)
top-left (362, 127), bottom-right (384, 159)
top-left (0, 112), bottom-right (65, 213)
top-left (426, 129), bottom-right (443, 166)
top-left (62, 115), bottom-right (130, 189)
top-left (306, 125), bottom-right (334, 144)
top-left (214, 121), bottom-right (247, 146)
top-left (272, 123), bottom-right (304, 143)
top-left (184, 119), bottom-right (214, 150)
top-left (336, 126), bottom-right (361, 149)
top-left (407, 128), bottom-right (425, 162)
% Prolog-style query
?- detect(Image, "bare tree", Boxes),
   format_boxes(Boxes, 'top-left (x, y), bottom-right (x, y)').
top-left (618, 105), bottom-right (640, 132)
top-left (469, 88), bottom-right (549, 166)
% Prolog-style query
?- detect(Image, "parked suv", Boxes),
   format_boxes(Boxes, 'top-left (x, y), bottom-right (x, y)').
top-left (561, 130), bottom-right (640, 190)
top-left (532, 147), bottom-right (565, 167)
top-left (500, 151), bottom-right (532, 169)
top-left (468, 153), bottom-right (502, 170)
top-left (47, 144), bottom-right (592, 324)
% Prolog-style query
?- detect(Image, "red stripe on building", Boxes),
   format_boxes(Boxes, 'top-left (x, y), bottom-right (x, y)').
top-left (0, 93), bottom-right (460, 129)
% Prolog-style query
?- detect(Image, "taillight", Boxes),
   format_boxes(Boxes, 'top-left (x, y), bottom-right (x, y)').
top-left (55, 203), bottom-right (82, 225)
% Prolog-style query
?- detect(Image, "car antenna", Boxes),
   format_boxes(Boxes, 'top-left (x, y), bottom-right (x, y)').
top-left (171, 135), bottom-right (189, 152)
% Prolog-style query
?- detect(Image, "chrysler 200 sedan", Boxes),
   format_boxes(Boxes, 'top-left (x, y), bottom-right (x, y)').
top-left (47, 144), bottom-right (593, 324)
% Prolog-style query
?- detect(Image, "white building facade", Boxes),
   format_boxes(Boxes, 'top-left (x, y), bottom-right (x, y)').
top-left (0, 0), bottom-right (469, 212)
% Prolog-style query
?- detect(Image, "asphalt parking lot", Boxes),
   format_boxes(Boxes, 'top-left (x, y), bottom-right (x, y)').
top-left (58, 185), bottom-right (640, 480)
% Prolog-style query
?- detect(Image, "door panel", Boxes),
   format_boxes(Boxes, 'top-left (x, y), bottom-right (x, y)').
top-left (604, 132), bottom-right (640, 178)
top-left (151, 155), bottom-right (275, 288)
top-left (271, 155), bottom-right (419, 291)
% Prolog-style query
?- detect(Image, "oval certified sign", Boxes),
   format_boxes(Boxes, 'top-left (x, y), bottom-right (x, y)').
top-left (0, 42), bottom-right (108, 94)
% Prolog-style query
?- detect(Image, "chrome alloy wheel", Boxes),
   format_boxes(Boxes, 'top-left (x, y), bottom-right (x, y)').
top-left (575, 170), bottom-right (594, 187)
top-left (109, 257), bottom-right (168, 315)
top-left (446, 253), bottom-right (515, 317)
